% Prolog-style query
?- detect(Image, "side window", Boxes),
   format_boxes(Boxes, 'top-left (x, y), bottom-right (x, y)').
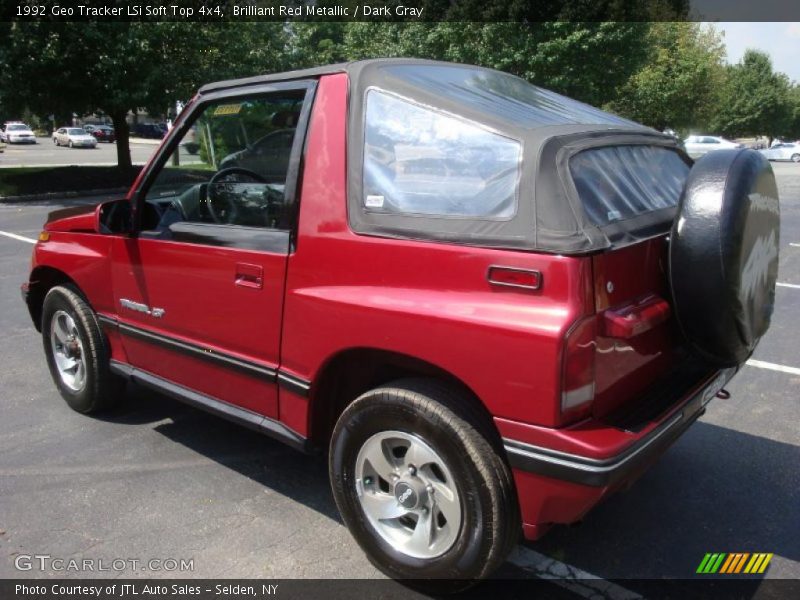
top-left (362, 90), bottom-right (521, 219)
top-left (143, 91), bottom-right (306, 233)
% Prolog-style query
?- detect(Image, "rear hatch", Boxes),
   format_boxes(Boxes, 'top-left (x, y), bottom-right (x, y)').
top-left (569, 144), bottom-right (713, 428)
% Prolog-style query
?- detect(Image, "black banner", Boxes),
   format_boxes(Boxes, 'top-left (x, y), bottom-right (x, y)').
top-left (2, 0), bottom-right (800, 22)
top-left (2, 579), bottom-right (799, 600)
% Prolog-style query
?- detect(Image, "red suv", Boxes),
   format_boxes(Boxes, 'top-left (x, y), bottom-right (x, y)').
top-left (21, 60), bottom-right (780, 586)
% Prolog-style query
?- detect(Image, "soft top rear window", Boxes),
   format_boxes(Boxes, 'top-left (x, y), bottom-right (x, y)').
top-left (569, 145), bottom-right (689, 227)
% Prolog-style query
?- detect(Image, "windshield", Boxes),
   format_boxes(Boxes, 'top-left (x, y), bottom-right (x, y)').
top-left (68, 128), bottom-right (86, 135)
top-left (8, 124), bottom-right (28, 131)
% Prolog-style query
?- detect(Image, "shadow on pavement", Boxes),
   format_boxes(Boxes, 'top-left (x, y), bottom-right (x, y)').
top-left (101, 384), bottom-right (799, 586)
top-left (530, 421), bottom-right (799, 578)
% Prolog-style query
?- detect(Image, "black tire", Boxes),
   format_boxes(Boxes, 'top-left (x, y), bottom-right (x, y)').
top-left (68, 140), bottom-right (73, 148)
top-left (329, 378), bottom-right (519, 590)
top-left (791, 153), bottom-right (800, 163)
top-left (41, 285), bottom-right (124, 413)
top-left (669, 149), bottom-right (780, 365)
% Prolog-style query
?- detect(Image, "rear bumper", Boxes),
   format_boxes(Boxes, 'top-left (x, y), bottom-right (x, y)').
top-left (500, 366), bottom-right (737, 538)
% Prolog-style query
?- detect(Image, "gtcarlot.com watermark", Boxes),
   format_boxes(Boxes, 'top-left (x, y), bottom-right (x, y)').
top-left (14, 554), bottom-right (194, 573)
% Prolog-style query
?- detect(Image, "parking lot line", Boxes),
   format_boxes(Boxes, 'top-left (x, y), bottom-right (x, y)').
top-left (508, 546), bottom-right (643, 600)
top-left (790, 243), bottom-right (800, 247)
top-left (746, 359), bottom-right (800, 376)
top-left (777, 282), bottom-right (800, 289)
top-left (0, 230), bottom-right (36, 244)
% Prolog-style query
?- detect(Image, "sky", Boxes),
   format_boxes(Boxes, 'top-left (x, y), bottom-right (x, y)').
top-left (713, 22), bottom-right (800, 84)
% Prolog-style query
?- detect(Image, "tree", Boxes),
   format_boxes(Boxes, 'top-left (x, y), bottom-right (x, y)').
top-left (784, 84), bottom-right (800, 140)
top-left (608, 22), bottom-right (726, 132)
top-left (710, 50), bottom-right (791, 139)
top-left (0, 22), bottom-right (288, 168)
top-left (328, 21), bottom-right (652, 108)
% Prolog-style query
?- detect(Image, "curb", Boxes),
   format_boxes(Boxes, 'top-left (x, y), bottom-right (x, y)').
top-left (0, 187), bottom-right (128, 203)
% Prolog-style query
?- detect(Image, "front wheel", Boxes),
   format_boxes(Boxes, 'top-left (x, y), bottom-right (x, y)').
top-left (42, 285), bottom-right (124, 413)
top-left (329, 379), bottom-right (519, 589)
top-left (68, 140), bottom-right (73, 148)
top-left (791, 153), bottom-right (800, 163)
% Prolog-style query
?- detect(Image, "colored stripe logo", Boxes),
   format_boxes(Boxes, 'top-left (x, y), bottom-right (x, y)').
top-left (696, 553), bottom-right (773, 574)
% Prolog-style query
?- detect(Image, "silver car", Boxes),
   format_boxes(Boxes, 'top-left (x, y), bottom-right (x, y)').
top-left (759, 142), bottom-right (800, 163)
top-left (53, 127), bottom-right (97, 148)
top-left (683, 135), bottom-right (741, 158)
top-left (2, 122), bottom-right (37, 144)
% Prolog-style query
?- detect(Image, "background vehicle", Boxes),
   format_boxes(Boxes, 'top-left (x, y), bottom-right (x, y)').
top-left (132, 123), bottom-right (166, 139)
top-left (84, 124), bottom-right (115, 143)
top-left (683, 134), bottom-right (741, 157)
top-left (20, 60), bottom-right (780, 588)
top-left (760, 142), bottom-right (800, 162)
top-left (1, 122), bottom-right (37, 144)
top-left (53, 127), bottom-right (97, 148)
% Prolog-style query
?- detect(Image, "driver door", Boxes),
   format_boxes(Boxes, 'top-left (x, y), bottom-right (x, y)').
top-left (110, 83), bottom-right (313, 418)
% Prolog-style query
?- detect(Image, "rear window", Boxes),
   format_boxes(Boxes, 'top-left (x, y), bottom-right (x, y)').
top-left (363, 90), bottom-right (521, 219)
top-left (569, 145), bottom-right (689, 227)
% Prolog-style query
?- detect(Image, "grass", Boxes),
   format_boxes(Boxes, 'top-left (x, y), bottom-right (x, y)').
top-left (0, 165), bottom-right (142, 198)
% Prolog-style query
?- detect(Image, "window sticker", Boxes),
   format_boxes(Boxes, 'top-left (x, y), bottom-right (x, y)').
top-left (213, 104), bottom-right (242, 116)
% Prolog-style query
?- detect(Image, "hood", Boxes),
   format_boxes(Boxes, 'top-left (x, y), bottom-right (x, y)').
top-left (44, 203), bottom-right (98, 233)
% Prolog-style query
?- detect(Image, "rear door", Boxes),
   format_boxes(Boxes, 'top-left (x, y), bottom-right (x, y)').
top-left (110, 82), bottom-right (315, 418)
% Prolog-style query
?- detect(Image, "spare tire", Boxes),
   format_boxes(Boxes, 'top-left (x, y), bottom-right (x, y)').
top-left (669, 149), bottom-right (780, 366)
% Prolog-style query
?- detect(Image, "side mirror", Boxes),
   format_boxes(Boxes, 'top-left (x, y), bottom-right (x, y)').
top-left (95, 198), bottom-right (132, 234)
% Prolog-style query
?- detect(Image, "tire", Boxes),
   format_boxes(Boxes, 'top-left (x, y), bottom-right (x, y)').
top-left (670, 149), bottom-right (780, 365)
top-left (53, 137), bottom-right (58, 145)
top-left (41, 285), bottom-right (124, 413)
top-left (791, 154), bottom-right (800, 163)
top-left (329, 378), bottom-right (519, 590)
top-left (68, 140), bottom-right (73, 148)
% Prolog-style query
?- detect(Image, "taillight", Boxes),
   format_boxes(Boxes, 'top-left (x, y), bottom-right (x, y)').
top-left (561, 316), bottom-right (597, 423)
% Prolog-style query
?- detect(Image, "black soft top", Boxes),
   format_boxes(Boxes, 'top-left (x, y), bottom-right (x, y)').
top-left (201, 59), bottom-right (685, 254)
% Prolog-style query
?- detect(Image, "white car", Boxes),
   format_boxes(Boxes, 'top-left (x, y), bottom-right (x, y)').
top-left (683, 135), bottom-right (741, 158)
top-left (53, 127), bottom-right (97, 148)
top-left (1, 122), bottom-right (37, 144)
top-left (759, 142), bottom-right (800, 163)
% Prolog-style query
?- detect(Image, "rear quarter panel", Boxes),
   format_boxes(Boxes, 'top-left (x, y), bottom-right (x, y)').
top-left (282, 73), bottom-right (592, 427)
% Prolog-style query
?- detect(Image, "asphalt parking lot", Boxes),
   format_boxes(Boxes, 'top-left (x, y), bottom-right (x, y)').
top-left (0, 164), bottom-right (798, 595)
top-left (0, 138), bottom-right (158, 168)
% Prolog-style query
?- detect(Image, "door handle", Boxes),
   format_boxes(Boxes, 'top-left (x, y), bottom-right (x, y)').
top-left (235, 263), bottom-right (263, 289)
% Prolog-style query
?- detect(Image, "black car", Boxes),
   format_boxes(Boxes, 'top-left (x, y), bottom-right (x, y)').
top-left (132, 123), bottom-right (166, 139)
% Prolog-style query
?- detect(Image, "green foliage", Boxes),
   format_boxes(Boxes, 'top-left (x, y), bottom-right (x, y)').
top-left (0, 21), bottom-right (288, 167)
top-left (783, 84), bottom-right (800, 140)
top-left (710, 50), bottom-right (791, 138)
top-left (608, 23), bottom-right (725, 131)
top-left (317, 21), bottom-right (651, 108)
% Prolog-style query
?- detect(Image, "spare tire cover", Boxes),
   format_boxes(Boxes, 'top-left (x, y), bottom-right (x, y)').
top-left (669, 149), bottom-right (780, 366)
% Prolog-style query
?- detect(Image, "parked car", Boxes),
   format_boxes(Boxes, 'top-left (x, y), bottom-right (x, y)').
top-left (759, 142), bottom-right (800, 162)
top-left (1, 122), bottom-right (37, 144)
top-left (53, 127), bottom-right (97, 148)
top-left (683, 135), bottom-right (742, 157)
top-left (20, 60), bottom-right (780, 588)
top-left (132, 123), bottom-right (166, 139)
top-left (85, 125), bottom-right (115, 143)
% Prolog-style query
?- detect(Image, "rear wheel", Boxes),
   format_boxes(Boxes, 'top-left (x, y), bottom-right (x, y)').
top-left (329, 379), bottom-right (519, 590)
top-left (42, 285), bottom-right (124, 413)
